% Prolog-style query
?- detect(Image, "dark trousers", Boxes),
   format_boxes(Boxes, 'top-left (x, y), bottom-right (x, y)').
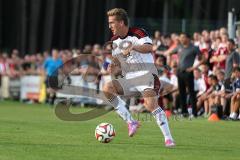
top-left (177, 71), bottom-right (197, 116)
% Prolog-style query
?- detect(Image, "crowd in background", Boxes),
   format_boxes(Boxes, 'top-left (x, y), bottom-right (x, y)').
top-left (0, 27), bottom-right (240, 120)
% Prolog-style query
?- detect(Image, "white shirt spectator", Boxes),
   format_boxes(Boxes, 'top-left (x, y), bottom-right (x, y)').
top-left (194, 77), bottom-right (206, 96)
top-left (170, 74), bottom-right (178, 87)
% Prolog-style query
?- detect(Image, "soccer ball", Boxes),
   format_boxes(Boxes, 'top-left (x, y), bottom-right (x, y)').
top-left (95, 123), bottom-right (116, 143)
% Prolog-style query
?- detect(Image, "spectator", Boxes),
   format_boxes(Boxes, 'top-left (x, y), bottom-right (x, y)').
top-left (193, 32), bottom-right (201, 46)
top-left (200, 63), bottom-right (212, 89)
top-left (194, 68), bottom-right (207, 98)
top-left (209, 30), bottom-right (216, 42)
top-left (194, 68), bottom-right (207, 115)
top-left (92, 44), bottom-right (102, 56)
top-left (210, 34), bottom-right (228, 70)
top-left (225, 39), bottom-right (240, 80)
top-left (216, 70), bottom-right (227, 113)
top-left (152, 30), bottom-right (162, 48)
top-left (43, 49), bottom-right (63, 105)
top-left (0, 26), bottom-right (239, 119)
top-left (0, 53), bottom-right (9, 76)
top-left (229, 67), bottom-right (240, 120)
top-left (163, 33), bottom-right (179, 65)
top-left (203, 75), bottom-right (222, 117)
top-left (155, 55), bottom-right (167, 75)
top-left (168, 33), bottom-right (205, 117)
top-left (152, 33), bottom-right (168, 55)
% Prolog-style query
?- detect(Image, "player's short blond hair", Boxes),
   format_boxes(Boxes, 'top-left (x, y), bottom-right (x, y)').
top-left (107, 8), bottom-right (129, 26)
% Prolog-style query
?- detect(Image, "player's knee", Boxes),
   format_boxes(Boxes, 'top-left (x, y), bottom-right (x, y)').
top-left (103, 82), bottom-right (116, 94)
top-left (144, 97), bottom-right (159, 112)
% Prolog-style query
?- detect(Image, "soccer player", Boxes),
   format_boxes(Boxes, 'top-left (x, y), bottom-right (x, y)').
top-left (103, 8), bottom-right (175, 147)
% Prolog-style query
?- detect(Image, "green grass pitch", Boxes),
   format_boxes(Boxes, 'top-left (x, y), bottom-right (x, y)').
top-left (0, 101), bottom-right (239, 160)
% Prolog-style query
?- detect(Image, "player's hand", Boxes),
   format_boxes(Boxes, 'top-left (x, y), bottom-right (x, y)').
top-left (122, 45), bottom-right (133, 57)
top-left (107, 63), bottom-right (115, 73)
top-left (107, 63), bottom-right (121, 75)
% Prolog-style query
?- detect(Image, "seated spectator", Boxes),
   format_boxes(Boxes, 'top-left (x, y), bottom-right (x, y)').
top-left (203, 75), bottom-right (223, 117)
top-left (229, 67), bottom-right (240, 120)
top-left (194, 68), bottom-right (207, 98)
top-left (194, 68), bottom-right (207, 115)
top-left (216, 70), bottom-right (228, 114)
top-left (155, 55), bottom-right (167, 75)
top-left (200, 63), bottom-right (212, 89)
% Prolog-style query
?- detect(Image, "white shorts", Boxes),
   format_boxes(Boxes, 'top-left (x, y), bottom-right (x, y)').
top-left (115, 72), bottom-right (161, 97)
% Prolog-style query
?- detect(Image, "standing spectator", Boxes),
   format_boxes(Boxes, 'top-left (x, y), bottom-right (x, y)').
top-left (193, 32), bottom-right (201, 46)
top-left (210, 34), bottom-right (228, 70)
top-left (152, 30), bottom-right (162, 46)
top-left (8, 49), bottom-right (22, 77)
top-left (199, 33), bottom-right (211, 62)
top-left (168, 33), bottom-right (205, 117)
top-left (43, 49), bottom-right (63, 105)
top-left (0, 53), bottom-right (9, 76)
top-left (219, 27), bottom-right (228, 37)
top-left (92, 44), bottom-right (102, 56)
top-left (36, 53), bottom-right (44, 74)
top-left (152, 33), bottom-right (168, 55)
top-left (164, 33), bottom-right (180, 65)
top-left (209, 30), bottom-right (216, 42)
top-left (225, 39), bottom-right (240, 80)
top-left (21, 55), bottom-right (32, 75)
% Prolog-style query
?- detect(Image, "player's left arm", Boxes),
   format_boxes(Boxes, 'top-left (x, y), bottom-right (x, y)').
top-left (132, 33), bottom-right (153, 54)
top-left (132, 43), bottom-right (153, 53)
top-left (124, 28), bottom-right (153, 55)
top-left (122, 42), bottom-right (152, 56)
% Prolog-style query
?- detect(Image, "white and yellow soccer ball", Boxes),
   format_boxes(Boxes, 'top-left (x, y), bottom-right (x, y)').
top-left (95, 123), bottom-right (116, 143)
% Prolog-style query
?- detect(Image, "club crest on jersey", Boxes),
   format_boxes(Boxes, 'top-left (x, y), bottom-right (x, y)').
top-left (112, 40), bottom-right (133, 50)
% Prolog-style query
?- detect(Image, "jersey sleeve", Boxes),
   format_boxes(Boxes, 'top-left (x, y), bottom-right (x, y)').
top-left (138, 36), bottom-right (153, 45)
top-left (130, 27), bottom-right (152, 45)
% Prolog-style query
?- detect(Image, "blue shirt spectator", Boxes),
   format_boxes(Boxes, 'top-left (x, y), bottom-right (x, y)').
top-left (43, 49), bottom-right (63, 76)
top-left (233, 78), bottom-right (240, 91)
